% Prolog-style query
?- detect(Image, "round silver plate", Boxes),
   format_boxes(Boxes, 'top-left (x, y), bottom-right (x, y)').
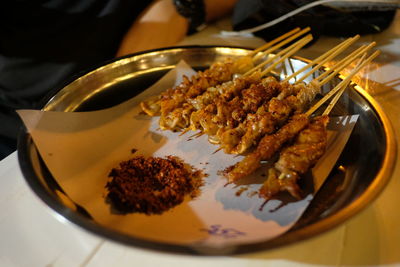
top-left (18, 46), bottom-right (396, 254)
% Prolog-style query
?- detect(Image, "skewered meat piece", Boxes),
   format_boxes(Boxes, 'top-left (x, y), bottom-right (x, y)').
top-left (208, 77), bottom-right (281, 138)
top-left (291, 80), bottom-right (321, 114)
top-left (225, 91), bottom-right (296, 155)
top-left (219, 81), bottom-right (320, 154)
top-left (161, 70), bottom-right (263, 131)
top-left (260, 168), bottom-right (302, 200)
top-left (259, 115), bottom-right (329, 200)
top-left (159, 61), bottom-right (235, 121)
top-left (224, 114), bottom-right (310, 183)
top-left (210, 77), bottom-right (281, 134)
top-left (231, 101), bottom-right (292, 155)
top-left (189, 71), bottom-right (264, 130)
top-left (215, 81), bottom-right (298, 153)
top-left (218, 105), bottom-right (277, 153)
top-left (141, 57), bottom-right (254, 118)
top-left (276, 115), bottom-right (329, 174)
top-left (197, 96), bottom-right (242, 137)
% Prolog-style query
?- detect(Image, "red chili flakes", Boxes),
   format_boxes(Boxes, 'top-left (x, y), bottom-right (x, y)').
top-left (106, 155), bottom-right (204, 214)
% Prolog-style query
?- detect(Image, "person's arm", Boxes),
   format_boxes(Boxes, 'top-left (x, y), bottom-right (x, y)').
top-left (204, 0), bottom-right (237, 21)
top-left (116, 0), bottom-right (237, 57)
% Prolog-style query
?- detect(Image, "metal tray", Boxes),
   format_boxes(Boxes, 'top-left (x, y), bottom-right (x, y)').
top-left (17, 46), bottom-right (396, 254)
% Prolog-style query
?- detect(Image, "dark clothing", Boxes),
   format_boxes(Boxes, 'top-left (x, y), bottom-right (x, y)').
top-left (232, 0), bottom-right (397, 41)
top-left (0, 0), bottom-right (151, 159)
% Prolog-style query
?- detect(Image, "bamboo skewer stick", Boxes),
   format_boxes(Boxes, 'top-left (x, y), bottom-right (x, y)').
top-left (306, 50), bottom-right (380, 116)
top-left (179, 128), bottom-right (190, 136)
top-left (282, 35), bottom-right (359, 82)
top-left (252, 27), bottom-right (311, 62)
top-left (315, 45), bottom-right (366, 82)
top-left (322, 80), bottom-right (351, 116)
top-left (188, 131), bottom-right (203, 139)
top-left (295, 36), bottom-right (361, 83)
top-left (260, 35), bottom-right (313, 76)
top-left (244, 34), bottom-right (313, 76)
top-left (321, 53), bottom-right (367, 116)
top-left (287, 58), bottom-right (296, 78)
top-left (247, 33), bottom-right (359, 80)
top-left (212, 147), bottom-right (223, 154)
top-left (317, 42), bottom-right (376, 85)
top-left (248, 27), bottom-right (301, 57)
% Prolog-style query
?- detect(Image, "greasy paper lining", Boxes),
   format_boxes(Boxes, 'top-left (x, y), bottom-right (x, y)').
top-left (17, 61), bottom-right (358, 247)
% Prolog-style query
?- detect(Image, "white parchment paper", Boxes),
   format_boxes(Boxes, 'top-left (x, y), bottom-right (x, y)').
top-left (17, 61), bottom-right (358, 247)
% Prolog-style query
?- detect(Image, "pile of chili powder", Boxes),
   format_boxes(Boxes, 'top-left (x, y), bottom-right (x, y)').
top-left (106, 155), bottom-right (204, 214)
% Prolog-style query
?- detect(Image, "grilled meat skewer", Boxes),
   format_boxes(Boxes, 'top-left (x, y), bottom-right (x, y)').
top-left (259, 115), bottom-right (329, 200)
